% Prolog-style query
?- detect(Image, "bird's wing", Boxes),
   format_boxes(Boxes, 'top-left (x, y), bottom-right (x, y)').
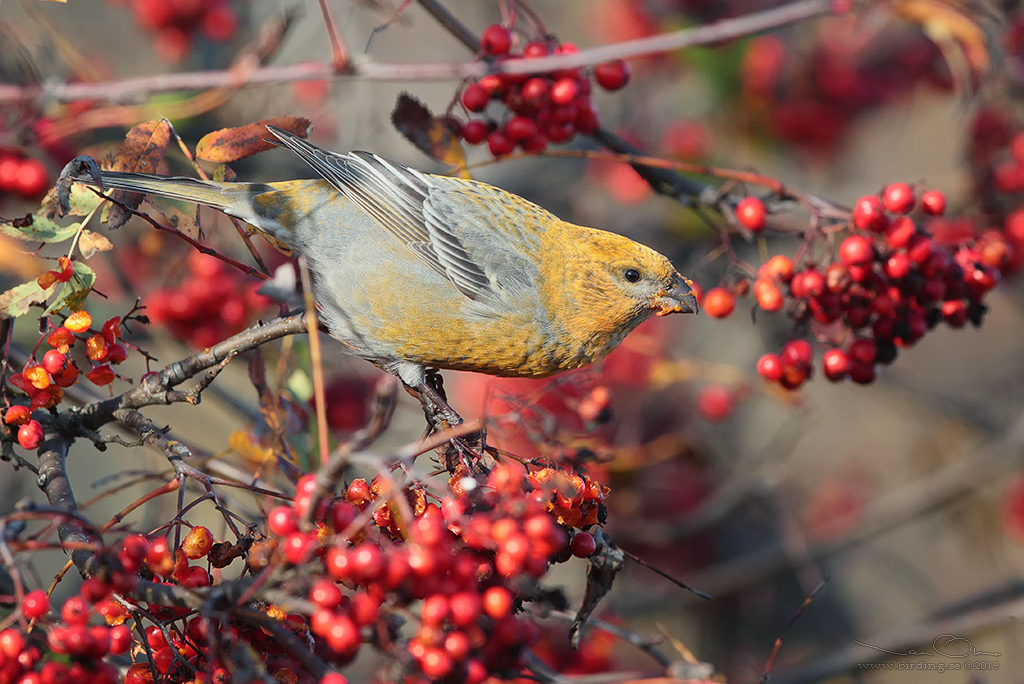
top-left (266, 126), bottom-right (493, 302)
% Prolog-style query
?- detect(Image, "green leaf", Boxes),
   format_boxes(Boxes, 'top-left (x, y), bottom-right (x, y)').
top-left (44, 261), bottom-right (96, 315)
top-left (0, 280), bottom-right (50, 319)
top-left (42, 182), bottom-right (104, 218)
top-left (0, 215), bottom-right (82, 243)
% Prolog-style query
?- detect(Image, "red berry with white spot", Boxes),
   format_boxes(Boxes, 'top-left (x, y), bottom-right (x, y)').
top-left (920, 190), bottom-right (946, 215)
top-left (736, 197), bottom-right (766, 232)
top-left (822, 349), bottom-right (850, 381)
top-left (852, 195), bottom-right (886, 232)
top-left (882, 183), bottom-right (915, 214)
top-left (839, 235), bottom-right (874, 266)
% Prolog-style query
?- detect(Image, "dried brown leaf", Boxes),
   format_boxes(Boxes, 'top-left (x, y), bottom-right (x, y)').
top-left (78, 230), bottom-right (114, 258)
top-left (196, 117), bottom-right (312, 163)
top-left (391, 93), bottom-right (466, 170)
top-left (106, 120), bottom-right (172, 229)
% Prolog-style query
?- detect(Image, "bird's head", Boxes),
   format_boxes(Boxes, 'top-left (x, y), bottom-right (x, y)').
top-left (578, 230), bottom-right (698, 320)
top-left (541, 227), bottom-right (698, 360)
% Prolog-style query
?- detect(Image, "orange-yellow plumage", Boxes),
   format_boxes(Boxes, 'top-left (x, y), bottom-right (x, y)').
top-left (70, 126), bottom-right (698, 405)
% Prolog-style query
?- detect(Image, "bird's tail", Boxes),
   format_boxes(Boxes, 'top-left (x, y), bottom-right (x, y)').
top-left (73, 171), bottom-right (296, 249)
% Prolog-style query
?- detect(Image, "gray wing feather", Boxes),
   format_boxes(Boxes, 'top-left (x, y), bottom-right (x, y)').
top-left (267, 126), bottom-right (494, 302)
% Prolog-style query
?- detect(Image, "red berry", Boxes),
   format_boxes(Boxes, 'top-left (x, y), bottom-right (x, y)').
top-left (848, 338), bottom-right (877, 364)
top-left (460, 83), bottom-right (489, 113)
top-left (486, 130), bottom-right (514, 157)
top-left (882, 183), bottom-right (914, 214)
top-left (14, 158), bottom-right (49, 198)
top-left (267, 505), bottom-right (298, 536)
top-left (283, 532), bottom-right (315, 565)
top-left (200, 6), bottom-right (237, 41)
top-left (449, 592), bottom-right (481, 627)
top-left (522, 41), bottom-right (550, 59)
top-left (505, 115), bottom-right (537, 141)
top-left (520, 78), bottom-right (550, 106)
top-left (309, 580), bottom-right (343, 609)
top-left (839, 234), bottom-right (874, 266)
top-left (848, 361), bottom-right (876, 384)
top-left (4, 405), bottom-right (31, 426)
top-left (480, 24), bottom-right (512, 56)
top-left (42, 350), bottom-right (66, 375)
top-left (550, 78), bottom-right (579, 106)
top-left (594, 59), bottom-right (631, 90)
top-left (697, 385), bottom-right (734, 421)
top-left (320, 674), bottom-right (350, 684)
top-left (86, 365), bottom-right (116, 386)
top-left (462, 120), bottom-right (489, 145)
top-left (885, 252), bottom-right (912, 279)
top-left (570, 531), bottom-right (596, 558)
top-left (702, 287), bottom-right (735, 319)
top-left (18, 420), bottom-right (44, 450)
top-left (920, 189), bottom-right (946, 215)
top-left (482, 586), bottom-right (513, 619)
top-left (886, 216), bottom-right (917, 250)
top-left (782, 339), bottom-right (813, 365)
top-left (754, 279), bottom-right (784, 311)
top-left (822, 349), bottom-right (849, 381)
top-left (420, 648), bottom-right (454, 679)
top-left (0, 155), bottom-right (20, 191)
top-left (22, 590), bottom-right (49, 620)
top-left (852, 195), bottom-right (886, 232)
top-left (790, 269), bottom-right (825, 298)
top-left (757, 353), bottom-right (784, 382)
top-left (736, 196), bottom-right (766, 232)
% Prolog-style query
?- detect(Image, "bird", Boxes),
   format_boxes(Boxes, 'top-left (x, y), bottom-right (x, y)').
top-left (66, 125), bottom-right (698, 424)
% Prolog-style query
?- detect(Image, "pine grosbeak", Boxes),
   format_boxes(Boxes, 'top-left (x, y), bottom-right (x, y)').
top-left (68, 126), bottom-right (698, 418)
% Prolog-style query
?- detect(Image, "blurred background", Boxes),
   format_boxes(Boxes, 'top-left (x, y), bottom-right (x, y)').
top-left (1, 1), bottom-right (1023, 683)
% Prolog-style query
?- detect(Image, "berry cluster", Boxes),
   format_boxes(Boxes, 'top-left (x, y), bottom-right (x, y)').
top-left (0, 588), bottom-right (125, 684)
top-left (146, 251), bottom-right (271, 349)
top-left (966, 109), bottom-right (1024, 273)
top-left (704, 185), bottom-right (1005, 389)
top-left (4, 309), bottom-right (134, 449)
top-left (258, 461), bottom-right (606, 682)
top-left (118, 0), bottom-right (238, 62)
top-left (740, 29), bottom-right (949, 156)
top-left (0, 150), bottom-right (49, 200)
top-left (454, 24), bottom-right (631, 157)
top-left (3, 462), bottom-right (607, 684)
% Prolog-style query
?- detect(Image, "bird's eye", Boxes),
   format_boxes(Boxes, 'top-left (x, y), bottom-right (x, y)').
top-left (624, 268), bottom-right (642, 283)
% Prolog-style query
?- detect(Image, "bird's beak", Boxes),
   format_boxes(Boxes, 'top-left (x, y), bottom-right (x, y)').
top-left (652, 273), bottom-right (699, 316)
